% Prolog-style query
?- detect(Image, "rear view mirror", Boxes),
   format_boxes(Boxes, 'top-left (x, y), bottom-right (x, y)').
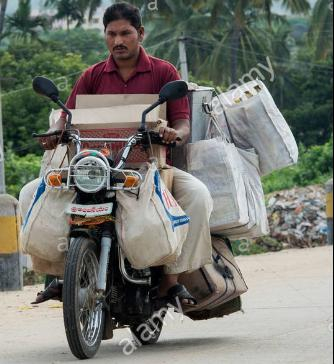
top-left (32, 76), bottom-right (60, 102)
top-left (159, 81), bottom-right (188, 102)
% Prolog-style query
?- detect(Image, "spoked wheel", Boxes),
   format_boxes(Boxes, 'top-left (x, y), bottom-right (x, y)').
top-left (130, 312), bottom-right (165, 345)
top-left (63, 237), bottom-right (105, 359)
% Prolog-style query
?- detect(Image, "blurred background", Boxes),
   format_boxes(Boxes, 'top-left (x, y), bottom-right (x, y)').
top-left (0, 0), bottom-right (332, 205)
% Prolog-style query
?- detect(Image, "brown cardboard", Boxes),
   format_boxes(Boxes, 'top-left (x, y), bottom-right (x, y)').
top-left (76, 94), bottom-right (160, 108)
top-left (71, 104), bottom-right (165, 130)
top-left (72, 94), bottom-right (168, 168)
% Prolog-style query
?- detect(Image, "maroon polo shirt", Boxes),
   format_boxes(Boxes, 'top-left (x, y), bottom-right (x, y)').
top-left (62, 47), bottom-right (190, 125)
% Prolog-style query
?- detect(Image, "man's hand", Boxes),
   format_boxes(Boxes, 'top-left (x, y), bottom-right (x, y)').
top-left (159, 119), bottom-right (190, 146)
top-left (159, 126), bottom-right (181, 144)
top-left (39, 128), bottom-right (62, 150)
top-left (40, 118), bottom-right (66, 150)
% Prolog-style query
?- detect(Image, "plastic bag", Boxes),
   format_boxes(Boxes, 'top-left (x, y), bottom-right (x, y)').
top-left (20, 179), bottom-right (75, 262)
top-left (187, 118), bottom-right (250, 232)
top-left (213, 80), bottom-right (298, 176)
top-left (116, 163), bottom-right (190, 269)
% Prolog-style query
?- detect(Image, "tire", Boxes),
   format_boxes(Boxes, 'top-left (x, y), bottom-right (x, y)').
top-left (63, 237), bottom-right (105, 359)
top-left (130, 313), bottom-right (164, 346)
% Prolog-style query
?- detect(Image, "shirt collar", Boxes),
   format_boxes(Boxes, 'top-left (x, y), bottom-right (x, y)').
top-left (105, 46), bottom-right (151, 73)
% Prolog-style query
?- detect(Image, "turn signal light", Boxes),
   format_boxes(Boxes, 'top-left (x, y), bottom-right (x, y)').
top-left (47, 173), bottom-right (62, 187)
top-left (123, 176), bottom-right (139, 188)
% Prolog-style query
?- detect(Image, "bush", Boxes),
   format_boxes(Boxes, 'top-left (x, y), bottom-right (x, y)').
top-left (262, 136), bottom-right (333, 194)
top-left (4, 150), bottom-right (41, 198)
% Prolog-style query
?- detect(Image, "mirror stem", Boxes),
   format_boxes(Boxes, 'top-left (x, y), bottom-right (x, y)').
top-left (139, 99), bottom-right (164, 132)
top-left (55, 99), bottom-right (72, 129)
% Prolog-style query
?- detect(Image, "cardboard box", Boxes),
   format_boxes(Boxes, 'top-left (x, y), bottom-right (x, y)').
top-left (76, 94), bottom-right (164, 109)
top-left (73, 94), bottom-right (168, 168)
top-left (71, 104), bottom-right (165, 130)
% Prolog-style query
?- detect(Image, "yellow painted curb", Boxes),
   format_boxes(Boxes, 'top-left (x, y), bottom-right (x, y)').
top-left (0, 216), bottom-right (19, 254)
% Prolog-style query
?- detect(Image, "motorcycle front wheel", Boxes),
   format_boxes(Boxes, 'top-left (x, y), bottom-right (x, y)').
top-left (63, 237), bottom-right (105, 359)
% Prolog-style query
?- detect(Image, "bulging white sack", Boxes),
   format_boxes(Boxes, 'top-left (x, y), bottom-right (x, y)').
top-left (20, 179), bottom-right (75, 263)
top-left (213, 80), bottom-right (298, 176)
top-left (116, 163), bottom-right (190, 269)
top-left (39, 109), bottom-right (68, 177)
top-left (187, 136), bottom-right (250, 232)
top-left (221, 149), bottom-right (269, 239)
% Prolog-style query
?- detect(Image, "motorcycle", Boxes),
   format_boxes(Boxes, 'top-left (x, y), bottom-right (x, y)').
top-left (32, 76), bottom-right (189, 359)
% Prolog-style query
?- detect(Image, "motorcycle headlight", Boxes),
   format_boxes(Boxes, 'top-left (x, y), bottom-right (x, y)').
top-left (73, 156), bottom-right (108, 193)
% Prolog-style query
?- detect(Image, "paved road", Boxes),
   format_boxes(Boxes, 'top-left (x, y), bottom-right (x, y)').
top-left (0, 246), bottom-right (332, 364)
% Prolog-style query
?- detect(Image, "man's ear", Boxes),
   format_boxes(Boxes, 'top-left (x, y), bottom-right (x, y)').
top-left (138, 26), bottom-right (145, 42)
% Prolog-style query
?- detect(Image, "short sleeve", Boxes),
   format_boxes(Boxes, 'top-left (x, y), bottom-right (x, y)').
top-left (163, 65), bottom-right (190, 126)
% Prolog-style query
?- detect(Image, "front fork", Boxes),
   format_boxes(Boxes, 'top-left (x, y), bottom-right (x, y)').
top-left (97, 229), bottom-right (112, 292)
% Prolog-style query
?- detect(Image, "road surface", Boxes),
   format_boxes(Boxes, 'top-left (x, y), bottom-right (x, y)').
top-left (0, 246), bottom-right (332, 364)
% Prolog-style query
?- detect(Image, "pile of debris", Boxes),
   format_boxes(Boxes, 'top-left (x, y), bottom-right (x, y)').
top-left (266, 185), bottom-right (328, 248)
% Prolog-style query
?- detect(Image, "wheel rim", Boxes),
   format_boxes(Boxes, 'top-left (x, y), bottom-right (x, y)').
top-left (77, 249), bottom-right (103, 347)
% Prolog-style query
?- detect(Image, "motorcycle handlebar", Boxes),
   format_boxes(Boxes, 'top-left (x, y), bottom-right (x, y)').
top-left (143, 131), bottom-right (181, 148)
top-left (32, 130), bottom-right (181, 148)
top-left (32, 130), bottom-right (63, 138)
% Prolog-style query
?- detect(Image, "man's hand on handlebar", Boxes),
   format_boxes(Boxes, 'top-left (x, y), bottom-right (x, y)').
top-left (37, 118), bottom-right (67, 150)
top-left (159, 126), bottom-right (182, 145)
top-left (39, 128), bottom-right (64, 150)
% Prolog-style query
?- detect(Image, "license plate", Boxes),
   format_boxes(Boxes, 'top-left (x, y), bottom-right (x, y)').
top-left (66, 203), bottom-right (113, 217)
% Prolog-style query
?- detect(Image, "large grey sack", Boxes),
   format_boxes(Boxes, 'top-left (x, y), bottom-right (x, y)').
top-left (213, 80), bottom-right (298, 176)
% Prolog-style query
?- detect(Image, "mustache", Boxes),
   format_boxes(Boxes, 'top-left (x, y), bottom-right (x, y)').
top-left (113, 46), bottom-right (128, 51)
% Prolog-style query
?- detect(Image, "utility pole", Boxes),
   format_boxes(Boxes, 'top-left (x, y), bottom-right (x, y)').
top-left (178, 36), bottom-right (189, 82)
top-left (0, 79), bottom-right (5, 194)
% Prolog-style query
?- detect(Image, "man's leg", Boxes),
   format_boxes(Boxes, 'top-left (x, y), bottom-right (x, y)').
top-left (159, 168), bottom-right (213, 297)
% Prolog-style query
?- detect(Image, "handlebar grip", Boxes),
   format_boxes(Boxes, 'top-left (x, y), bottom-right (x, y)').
top-left (32, 130), bottom-right (63, 138)
top-left (147, 131), bottom-right (181, 148)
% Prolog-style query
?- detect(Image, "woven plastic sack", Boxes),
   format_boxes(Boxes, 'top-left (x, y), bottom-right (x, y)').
top-left (20, 179), bottom-right (75, 262)
top-left (187, 118), bottom-right (250, 231)
top-left (19, 179), bottom-right (66, 276)
top-left (116, 163), bottom-right (190, 269)
top-left (213, 80), bottom-right (298, 176)
top-left (221, 149), bottom-right (269, 239)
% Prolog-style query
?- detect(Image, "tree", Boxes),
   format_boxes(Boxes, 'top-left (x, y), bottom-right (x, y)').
top-left (135, 0), bottom-right (312, 84)
top-left (45, 0), bottom-right (102, 31)
top-left (0, 42), bottom-right (88, 154)
top-left (309, 0), bottom-right (333, 60)
top-left (204, 0), bottom-right (311, 83)
top-left (4, 0), bottom-right (50, 43)
top-left (78, 0), bottom-right (102, 21)
top-left (0, 0), bottom-right (7, 37)
top-left (45, 0), bottom-right (84, 31)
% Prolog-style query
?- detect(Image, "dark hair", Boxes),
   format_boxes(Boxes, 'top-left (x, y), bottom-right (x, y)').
top-left (103, 2), bottom-right (142, 31)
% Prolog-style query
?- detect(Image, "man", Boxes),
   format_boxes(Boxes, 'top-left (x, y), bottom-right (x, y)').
top-left (34, 2), bottom-right (213, 307)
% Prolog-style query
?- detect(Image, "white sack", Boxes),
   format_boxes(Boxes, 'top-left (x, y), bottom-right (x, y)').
top-left (20, 179), bottom-right (75, 262)
top-left (19, 178), bottom-right (41, 220)
top-left (116, 163), bottom-right (190, 269)
top-left (40, 109), bottom-right (68, 177)
top-left (214, 80), bottom-right (298, 176)
top-left (221, 149), bottom-right (269, 239)
top-left (187, 135), bottom-right (250, 232)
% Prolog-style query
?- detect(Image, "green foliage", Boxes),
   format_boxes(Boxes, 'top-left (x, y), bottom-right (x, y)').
top-left (309, 0), bottom-right (333, 60)
top-left (262, 136), bottom-right (333, 193)
top-left (44, 28), bottom-right (108, 65)
top-left (0, 41), bottom-right (88, 155)
top-left (4, 150), bottom-right (41, 197)
top-left (2, 0), bottom-right (50, 43)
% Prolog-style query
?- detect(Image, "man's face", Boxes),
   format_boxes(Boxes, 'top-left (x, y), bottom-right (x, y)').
top-left (105, 19), bottom-right (144, 61)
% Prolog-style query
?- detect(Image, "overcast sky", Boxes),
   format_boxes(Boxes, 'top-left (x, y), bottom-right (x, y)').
top-left (7, 0), bottom-right (317, 15)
